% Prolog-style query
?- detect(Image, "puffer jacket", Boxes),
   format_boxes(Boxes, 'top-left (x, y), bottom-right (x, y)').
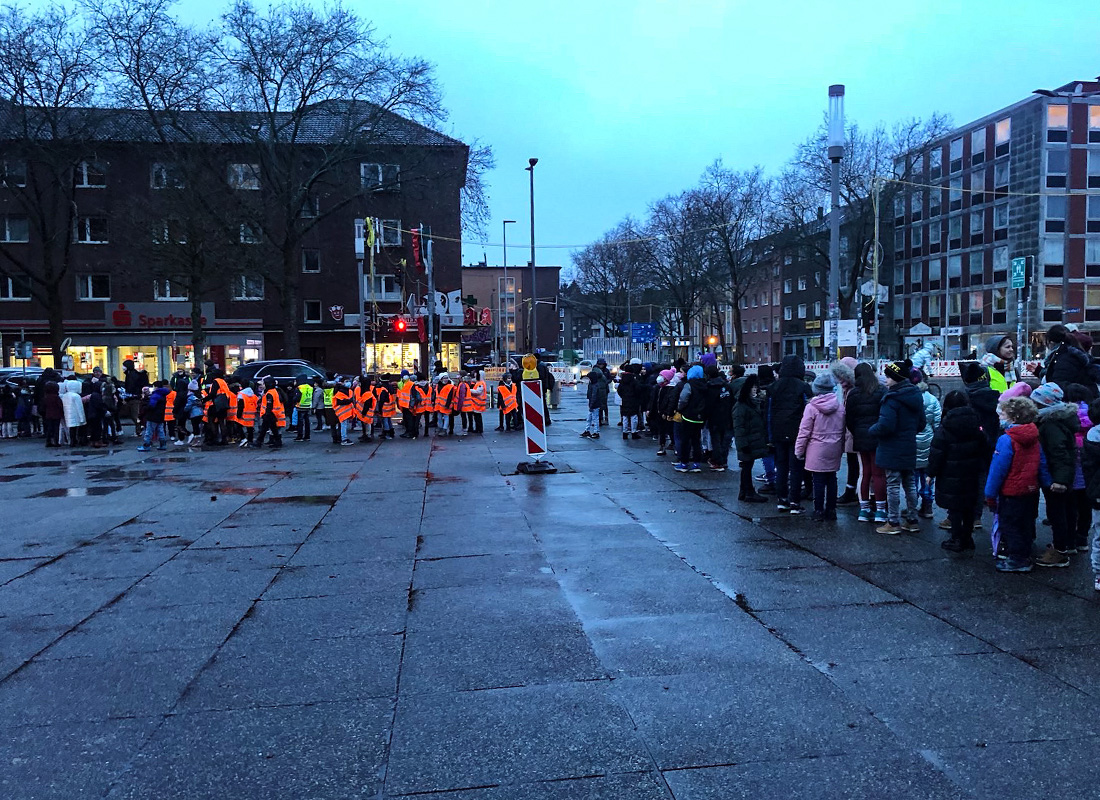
top-left (766, 355), bottom-right (810, 444)
top-left (1037, 402), bottom-right (1081, 488)
top-left (733, 383), bottom-right (768, 462)
top-left (617, 371), bottom-right (640, 415)
top-left (869, 382), bottom-right (926, 471)
top-left (986, 422), bottom-right (1041, 498)
top-left (586, 369), bottom-right (609, 411)
top-left (703, 374), bottom-right (733, 432)
top-left (965, 381), bottom-right (1002, 452)
top-left (845, 384), bottom-right (885, 453)
top-left (794, 392), bottom-right (846, 472)
top-left (914, 388), bottom-right (942, 469)
top-left (1082, 425), bottom-right (1100, 502)
top-left (927, 406), bottom-right (989, 510)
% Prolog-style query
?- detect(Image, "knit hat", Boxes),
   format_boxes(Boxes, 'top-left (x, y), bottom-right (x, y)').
top-left (1000, 382), bottom-right (1032, 400)
top-left (1030, 382), bottom-right (1064, 408)
top-left (659, 369), bottom-right (675, 382)
top-left (812, 372), bottom-right (836, 395)
top-left (985, 335), bottom-right (1011, 355)
top-left (884, 361), bottom-right (908, 383)
top-left (840, 356), bottom-right (858, 370)
top-left (687, 365), bottom-right (704, 380)
top-left (629, 357), bottom-right (642, 365)
top-left (700, 353), bottom-right (718, 368)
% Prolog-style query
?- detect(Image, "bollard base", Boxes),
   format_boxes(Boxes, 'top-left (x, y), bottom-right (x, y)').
top-left (517, 460), bottom-right (557, 474)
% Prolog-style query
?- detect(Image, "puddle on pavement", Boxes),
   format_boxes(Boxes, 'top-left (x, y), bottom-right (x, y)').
top-left (0, 474), bottom-right (29, 482)
top-left (14, 461), bottom-right (79, 469)
top-left (242, 470), bottom-right (293, 478)
top-left (423, 471), bottom-right (464, 484)
top-left (87, 469), bottom-right (166, 481)
top-left (250, 495), bottom-right (338, 505)
top-left (198, 483), bottom-right (264, 496)
top-left (35, 486), bottom-right (126, 498)
top-left (145, 456), bottom-right (193, 463)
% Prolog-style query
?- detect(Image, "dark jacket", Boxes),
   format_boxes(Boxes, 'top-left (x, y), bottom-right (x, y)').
top-left (41, 381), bottom-right (64, 421)
top-left (733, 382), bottom-right (768, 461)
top-left (766, 355), bottom-right (810, 444)
top-left (1043, 344), bottom-right (1096, 393)
top-left (586, 369), bottom-right (609, 411)
top-left (1037, 402), bottom-right (1080, 487)
top-left (677, 376), bottom-right (709, 423)
top-left (703, 374), bottom-right (733, 432)
top-left (845, 384), bottom-right (886, 453)
top-left (927, 406), bottom-right (990, 510)
top-left (869, 382), bottom-right (926, 470)
top-left (124, 367), bottom-right (150, 396)
top-left (658, 382), bottom-right (682, 419)
top-left (965, 381), bottom-right (1002, 452)
top-left (1082, 426), bottom-right (1100, 502)
top-left (145, 387), bottom-right (170, 423)
top-left (617, 371), bottom-right (641, 414)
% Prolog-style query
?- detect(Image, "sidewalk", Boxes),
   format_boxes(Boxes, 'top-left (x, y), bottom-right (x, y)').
top-left (1, 393), bottom-right (1099, 798)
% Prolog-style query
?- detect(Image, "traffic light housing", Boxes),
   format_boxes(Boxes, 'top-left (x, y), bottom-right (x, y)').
top-left (861, 296), bottom-right (876, 330)
top-left (393, 316), bottom-right (407, 334)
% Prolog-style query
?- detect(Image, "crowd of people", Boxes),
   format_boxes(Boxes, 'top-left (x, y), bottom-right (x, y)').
top-left (0, 359), bottom-right (536, 451)
top-left (583, 324), bottom-right (1100, 588)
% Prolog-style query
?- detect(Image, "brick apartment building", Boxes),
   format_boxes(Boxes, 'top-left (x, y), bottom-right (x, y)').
top-left (0, 101), bottom-right (469, 379)
top-left (461, 264), bottom-right (561, 359)
top-left (890, 79), bottom-right (1100, 360)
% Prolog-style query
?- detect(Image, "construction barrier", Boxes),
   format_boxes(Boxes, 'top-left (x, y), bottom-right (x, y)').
top-left (521, 379), bottom-right (547, 458)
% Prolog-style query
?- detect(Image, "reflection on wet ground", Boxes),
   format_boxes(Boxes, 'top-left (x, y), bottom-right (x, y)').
top-left (0, 474), bottom-right (28, 482)
top-left (250, 495), bottom-right (339, 505)
top-left (198, 483), bottom-right (264, 496)
top-left (34, 486), bottom-right (126, 498)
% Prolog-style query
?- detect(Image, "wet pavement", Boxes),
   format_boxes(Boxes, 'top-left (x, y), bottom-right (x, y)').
top-left (2, 389), bottom-right (1100, 798)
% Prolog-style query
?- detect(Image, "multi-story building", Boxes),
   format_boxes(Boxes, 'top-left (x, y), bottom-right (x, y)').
top-left (0, 101), bottom-right (469, 378)
top-left (890, 78), bottom-right (1100, 360)
top-left (460, 264), bottom-right (560, 359)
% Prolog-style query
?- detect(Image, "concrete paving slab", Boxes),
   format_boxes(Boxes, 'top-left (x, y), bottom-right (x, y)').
top-left (0, 558), bottom-right (48, 584)
top-left (189, 523), bottom-right (313, 548)
top-left (386, 682), bottom-right (650, 795)
top-left (716, 565), bottom-right (899, 611)
top-left (0, 575), bottom-right (135, 622)
top-left (230, 593), bottom-right (407, 641)
top-left (1017, 644), bottom-right (1100, 696)
top-left (107, 699), bottom-right (391, 799)
top-left (412, 552), bottom-right (555, 590)
top-left (290, 535), bottom-right (417, 565)
top-left (406, 583), bottom-right (579, 632)
top-left (263, 560), bottom-right (412, 599)
top-left (933, 737), bottom-right (1100, 799)
top-left (0, 614), bottom-right (73, 678)
top-left (614, 665), bottom-right (893, 769)
top-left (409, 772), bottom-right (671, 799)
top-left (929, 587), bottom-right (1100, 651)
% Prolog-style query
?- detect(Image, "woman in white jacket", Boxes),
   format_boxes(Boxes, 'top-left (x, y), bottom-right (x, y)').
top-left (60, 378), bottom-right (86, 447)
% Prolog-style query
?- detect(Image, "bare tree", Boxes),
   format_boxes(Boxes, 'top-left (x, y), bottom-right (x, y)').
top-left (775, 114), bottom-right (951, 317)
top-left (571, 218), bottom-right (646, 335)
top-left (0, 4), bottom-right (105, 361)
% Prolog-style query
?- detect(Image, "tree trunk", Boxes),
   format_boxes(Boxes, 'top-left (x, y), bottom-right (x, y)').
top-left (190, 293), bottom-right (207, 365)
top-left (732, 302), bottom-right (744, 363)
top-left (714, 302), bottom-right (727, 357)
top-left (281, 250), bottom-right (301, 358)
top-left (46, 282), bottom-right (66, 366)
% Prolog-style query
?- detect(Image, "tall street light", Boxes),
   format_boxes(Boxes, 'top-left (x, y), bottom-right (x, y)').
top-left (827, 84), bottom-right (845, 362)
top-left (502, 219), bottom-right (516, 360)
top-left (526, 158), bottom-right (538, 353)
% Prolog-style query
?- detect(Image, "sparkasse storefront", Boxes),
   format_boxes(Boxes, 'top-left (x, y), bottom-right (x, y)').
top-left (1, 301), bottom-right (264, 380)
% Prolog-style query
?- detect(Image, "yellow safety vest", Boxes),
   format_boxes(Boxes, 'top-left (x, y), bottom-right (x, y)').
top-left (323, 387), bottom-right (334, 408)
top-left (297, 383), bottom-right (314, 408)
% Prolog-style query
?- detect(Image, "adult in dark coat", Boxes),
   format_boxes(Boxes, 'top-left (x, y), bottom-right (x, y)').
top-left (1039, 324), bottom-right (1096, 397)
top-left (869, 361), bottom-right (927, 529)
top-left (927, 391), bottom-right (990, 550)
top-left (765, 354), bottom-right (811, 512)
top-left (733, 375), bottom-right (768, 502)
top-left (122, 359), bottom-right (150, 435)
top-left (845, 363), bottom-right (888, 521)
top-left (617, 363), bottom-right (642, 438)
top-left (962, 360), bottom-right (1002, 529)
top-left (580, 366), bottom-right (608, 438)
top-left (703, 364), bottom-right (733, 469)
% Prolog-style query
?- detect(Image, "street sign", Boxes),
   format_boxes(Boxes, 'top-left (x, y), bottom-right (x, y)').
top-left (942, 326), bottom-right (963, 337)
top-left (620, 322), bottom-right (657, 343)
top-left (909, 322), bottom-right (933, 336)
top-left (1011, 257), bottom-right (1027, 289)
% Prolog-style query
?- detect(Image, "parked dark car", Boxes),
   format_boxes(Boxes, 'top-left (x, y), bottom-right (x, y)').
top-left (230, 359), bottom-right (327, 385)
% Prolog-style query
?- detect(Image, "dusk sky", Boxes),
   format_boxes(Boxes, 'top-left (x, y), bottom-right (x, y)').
top-left (184, 0), bottom-right (1099, 277)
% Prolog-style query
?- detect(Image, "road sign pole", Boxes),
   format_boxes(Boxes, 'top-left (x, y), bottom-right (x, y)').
top-left (1011, 256), bottom-right (1027, 362)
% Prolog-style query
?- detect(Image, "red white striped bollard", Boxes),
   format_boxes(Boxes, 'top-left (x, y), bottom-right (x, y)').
top-left (517, 379), bottom-right (556, 474)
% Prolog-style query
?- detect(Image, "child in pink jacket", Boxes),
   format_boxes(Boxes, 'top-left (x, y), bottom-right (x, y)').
top-left (796, 372), bottom-right (848, 521)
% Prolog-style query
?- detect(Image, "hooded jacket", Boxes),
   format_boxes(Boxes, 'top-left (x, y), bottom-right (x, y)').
top-left (794, 391), bottom-right (846, 472)
top-left (964, 380), bottom-right (1002, 452)
top-left (703, 372), bottom-right (733, 432)
top-left (766, 355), bottom-right (810, 444)
top-left (1042, 343), bottom-right (1095, 394)
top-left (914, 388), bottom-right (942, 469)
top-left (60, 379), bottom-right (86, 428)
top-left (585, 367), bottom-right (609, 411)
top-left (869, 381), bottom-right (926, 470)
top-left (677, 366), bottom-right (708, 423)
top-left (1082, 425), bottom-right (1100, 502)
top-left (844, 384), bottom-right (886, 453)
top-left (732, 381), bottom-right (768, 461)
top-left (1037, 402), bottom-right (1080, 487)
top-left (617, 369), bottom-right (641, 414)
top-left (986, 422), bottom-right (1041, 498)
top-left (927, 406), bottom-right (990, 510)
top-left (41, 381), bottom-right (64, 421)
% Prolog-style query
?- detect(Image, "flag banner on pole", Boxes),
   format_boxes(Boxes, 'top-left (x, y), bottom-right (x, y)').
top-left (521, 379), bottom-right (546, 457)
top-left (410, 228), bottom-right (421, 270)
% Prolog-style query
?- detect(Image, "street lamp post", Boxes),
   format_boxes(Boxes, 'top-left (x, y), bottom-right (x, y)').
top-left (827, 84), bottom-right (845, 362)
top-left (502, 219), bottom-right (516, 361)
top-left (526, 158), bottom-right (538, 353)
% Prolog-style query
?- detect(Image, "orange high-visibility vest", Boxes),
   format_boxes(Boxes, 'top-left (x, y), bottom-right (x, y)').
top-left (334, 389), bottom-right (356, 422)
top-left (355, 386), bottom-right (375, 423)
top-left (226, 390), bottom-right (239, 424)
top-left (203, 398), bottom-right (213, 423)
top-left (239, 393), bottom-right (259, 427)
top-left (497, 384), bottom-right (518, 414)
top-left (469, 380), bottom-right (488, 413)
top-left (379, 387), bottom-right (398, 418)
top-left (413, 385), bottom-right (432, 413)
top-left (397, 381), bottom-right (412, 411)
top-left (435, 383), bottom-right (456, 414)
top-left (263, 388), bottom-right (285, 427)
top-left (164, 391), bottom-right (176, 423)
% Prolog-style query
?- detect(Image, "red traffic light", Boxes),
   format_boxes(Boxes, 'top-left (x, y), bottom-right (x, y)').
top-left (394, 317), bottom-right (407, 333)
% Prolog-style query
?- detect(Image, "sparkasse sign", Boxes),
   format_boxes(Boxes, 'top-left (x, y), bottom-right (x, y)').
top-left (106, 302), bottom-right (216, 329)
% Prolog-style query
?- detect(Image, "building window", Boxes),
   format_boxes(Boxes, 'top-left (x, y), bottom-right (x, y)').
top-left (228, 163), bottom-right (261, 190)
top-left (1091, 106), bottom-right (1100, 143)
top-left (304, 299), bottom-right (322, 323)
top-left (949, 137), bottom-right (963, 173)
top-left (797, 275), bottom-right (807, 291)
top-left (1043, 236), bottom-right (1064, 266)
top-left (948, 254), bottom-right (962, 288)
top-left (797, 303), bottom-right (807, 319)
top-left (360, 163), bottom-right (401, 191)
top-left (150, 162), bottom-right (184, 189)
top-left (367, 274), bottom-right (401, 301)
top-left (299, 195), bottom-right (319, 218)
top-left (910, 190), bottom-right (923, 221)
top-left (233, 275), bottom-right (264, 300)
top-left (813, 301), bottom-right (822, 317)
top-left (750, 319), bottom-right (758, 333)
top-left (928, 258), bottom-right (943, 290)
top-left (929, 186), bottom-right (941, 217)
top-left (995, 118), bottom-right (1011, 157)
top-left (1086, 239), bottom-right (1100, 278)
top-left (783, 278), bottom-right (792, 294)
top-left (1047, 104), bottom-right (1069, 142)
top-left (969, 290), bottom-right (984, 323)
top-left (970, 168), bottom-right (985, 204)
top-left (949, 177), bottom-right (963, 211)
top-left (301, 249), bottom-right (320, 273)
top-left (994, 161), bottom-right (1010, 193)
top-left (751, 293), bottom-right (758, 308)
top-left (0, 276), bottom-right (30, 300)
top-left (947, 292), bottom-right (961, 324)
top-left (993, 246), bottom-right (1009, 283)
top-left (929, 148), bottom-right (942, 180)
top-left (1, 214), bottom-right (29, 242)
top-left (911, 153), bottom-right (924, 175)
top-left (994, 202), bottom-right (1009, 238)
top-left (152, 218), bottom-right (186, 245)
top-left (911, 225), bottom-right (923, 254)
top-left (1088, 196), bottom-right (1100, 233)
top-left (894, 194), bottom-right (905, 221)
top-left (969, 251), bottom-right (984, 284)
top-left (910, 295), bottom-right (921, 321)
top-left (1044, 285), bottom-right (1063, 322)
top-left (910, 260), bottom-right (922, 289)
top-left (559, 308), bottom-right (565, 318)
top-left (74, 160), bottom-right (106, 188)
top-left (1087, 151), bottom-right (1100, 189)
top-left (761, 291), bottom-right (769, 307)
top-left (783, 306), bottom-right (792, 321)
top-left (772, 288), bottom-right (780, 305)
top-left (970, 210), bottom-right (985, 245)
top-left (928, 219), bottom-right (941, 252)
top-left (73, 216), bottom-right (108, 243)
top-left (971, 128), bottom-right (986, 165)
top-left (239, 223), bottom-right (262, 244)
top-left (1, 159), bottom-right (27, 187)
top-left (1046, 149), bottom-right (1068, 188)
top-left (153, 278), bottom-right (188, 300)
top-left (76, 274), bottom-right (111, 300)
top-left (928, 294), bottom-right (941, 324)
top-left (948, 216), bottom-right (962, 249)
top-left (380, 219), bottom-right (402, 247)
top-left (1045, 196), bottom-right (1067, 232)
top-left (894, 228), bottom-right (905, 257)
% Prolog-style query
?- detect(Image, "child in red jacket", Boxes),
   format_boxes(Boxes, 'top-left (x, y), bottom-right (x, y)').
top-left (985, 396), bottom-right (1041, 573)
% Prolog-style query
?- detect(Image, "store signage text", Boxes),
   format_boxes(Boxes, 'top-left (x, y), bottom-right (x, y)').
top-left (107, 302), bottom-right (216, 329)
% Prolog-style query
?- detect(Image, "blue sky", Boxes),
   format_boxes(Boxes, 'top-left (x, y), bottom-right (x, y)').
top-left (181, 0), bottom-right (1098, 276)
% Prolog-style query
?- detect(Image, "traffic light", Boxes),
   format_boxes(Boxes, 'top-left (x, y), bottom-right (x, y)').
top-left (861, 297), bottom-right (876, 330)
top-left (393, 316), bottom-right (407, 334)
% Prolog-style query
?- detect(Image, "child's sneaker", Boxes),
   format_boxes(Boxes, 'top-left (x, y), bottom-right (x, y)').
top-left (1034, 545), bottom-right (1070, 568)
top-left (874, 509), bottom-right (888, 524)
top-left (857, 509), bottom-right (873, 523)
top-left (136, 446), bottom-right (150, 452)
top-left (776, 501), bottom-right (790, 512)
top-left (673, 462), bottom-right (689, 473)
top-left (996, 557), bottom-right (1033, 573)
top-left (788, 504), bottom-right (804, 516)
top-left (689, 463), bottom-right (702, 473)
top-left (876, 521), bottom-right (902, 535)
top-left (902, 518), bottom-right (921, 533)
top-left (1094, 575), bottom-right (1100, 592)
